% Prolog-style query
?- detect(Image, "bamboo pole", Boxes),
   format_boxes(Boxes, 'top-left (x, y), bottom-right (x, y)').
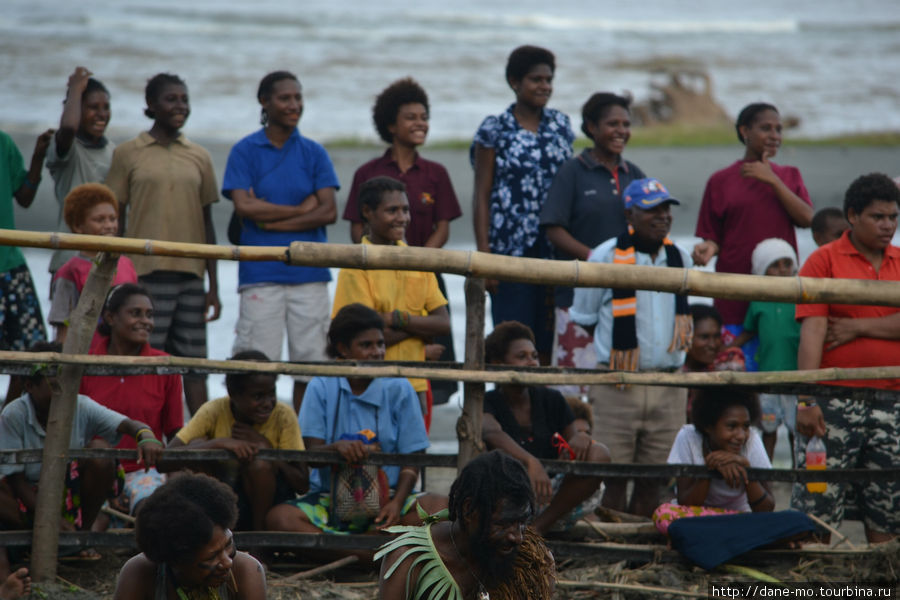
top-left (5, 229), bottom-right (900, 306)
top-left (31, 252), bottom-right (119, 582)
top-left (457, 277), bottom-right (486, 473)
top-left (3, 350), bottom-right (900, 388)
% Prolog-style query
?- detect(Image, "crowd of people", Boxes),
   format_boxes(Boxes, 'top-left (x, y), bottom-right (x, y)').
top-left (0, 42), bottom-right (899, 598)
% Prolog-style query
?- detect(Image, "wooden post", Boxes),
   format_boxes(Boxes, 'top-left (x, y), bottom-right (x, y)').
top-left (457, 277), bottom-right (486, 474)
top-left (31, 252), bottom-right (119, 582)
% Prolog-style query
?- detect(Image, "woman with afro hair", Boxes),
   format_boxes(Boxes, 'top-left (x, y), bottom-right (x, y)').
top-left (114, 473), bottom-right (266, 600)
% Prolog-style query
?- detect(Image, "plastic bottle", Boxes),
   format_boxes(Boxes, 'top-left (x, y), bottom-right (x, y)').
top-left (805, 436), bottom-right (827, 493)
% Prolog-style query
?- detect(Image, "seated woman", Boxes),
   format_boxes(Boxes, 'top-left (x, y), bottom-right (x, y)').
top-left (653, 388), bottom-right (774, 535)
top-left (167, 350), bottom-right (308, 532)
top-left (482, 321), bottom-right (610, 535)
top-left (113, 473), bottom-right (266, 600)
top-left (80, 284), bottom-right (183, 521)
top-left (265, 303), bottom-right (446, 541)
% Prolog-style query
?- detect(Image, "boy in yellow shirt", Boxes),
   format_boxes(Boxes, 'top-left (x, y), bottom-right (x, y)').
top-left (168, 350), bottom-right (307, 531)
top-left (332, 176), bottom-right (450, 420)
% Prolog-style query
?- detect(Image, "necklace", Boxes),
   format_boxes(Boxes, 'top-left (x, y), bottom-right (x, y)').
top-left (449, 523), bottom-right (490, 600)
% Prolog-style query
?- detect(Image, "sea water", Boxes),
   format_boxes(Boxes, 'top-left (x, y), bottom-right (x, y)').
top-left (2, 0), bottom-right (900, 142)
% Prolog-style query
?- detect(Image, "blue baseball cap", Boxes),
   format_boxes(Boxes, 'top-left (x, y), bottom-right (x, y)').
top-left (623, 178), bottom-right (681, 210)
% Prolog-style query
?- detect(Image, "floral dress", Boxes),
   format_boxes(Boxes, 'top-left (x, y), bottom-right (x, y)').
top-left (470, 104), bottom-right (574, 258)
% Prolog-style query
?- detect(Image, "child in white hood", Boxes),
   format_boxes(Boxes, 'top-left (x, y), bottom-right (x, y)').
top-left (728, 238), bottom-right (800, 463)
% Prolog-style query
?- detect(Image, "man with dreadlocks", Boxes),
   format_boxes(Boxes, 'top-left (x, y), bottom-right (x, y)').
top-left (570, 177), bottom-right (693, 518)
top-left (376, 450), bottom-right (555, 600)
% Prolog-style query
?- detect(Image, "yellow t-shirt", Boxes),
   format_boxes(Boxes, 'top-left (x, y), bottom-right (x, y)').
top-left (331, 238), bottom-right (448, 392)
top-left (175, 396), bottom-right (304, 450)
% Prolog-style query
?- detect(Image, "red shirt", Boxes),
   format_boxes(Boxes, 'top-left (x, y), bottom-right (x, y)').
top-left (79, 337), bottom-right (184, 472)
top-left (695, 160), bottom-right (811, 325)
top-left (796, 230), bottom-right (900, 389)
top-left (342, 150), bottom-right (462, 247)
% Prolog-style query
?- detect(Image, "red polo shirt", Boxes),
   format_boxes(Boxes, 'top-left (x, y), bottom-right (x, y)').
top-left (342, 150), bottom-right (462, 247)
top-left (79, 337), bottom-right (184, 472)
top-left (796, 230), bottom-right (900, 389)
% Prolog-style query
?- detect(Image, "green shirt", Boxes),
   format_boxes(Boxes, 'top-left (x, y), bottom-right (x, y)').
top-left (743, 300), bottom-right (800, 371)
top-left (0, 131), bottom-right (26, 272)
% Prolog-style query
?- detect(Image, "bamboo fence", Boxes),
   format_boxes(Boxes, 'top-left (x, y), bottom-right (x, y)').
top-left (2, 229), bottom-right (899, 580)
top-left (4, 228), bottom-right (900, 306)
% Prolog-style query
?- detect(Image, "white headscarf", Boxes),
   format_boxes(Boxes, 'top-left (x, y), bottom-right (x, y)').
top-left (751, 238), bottom-right (798, 276)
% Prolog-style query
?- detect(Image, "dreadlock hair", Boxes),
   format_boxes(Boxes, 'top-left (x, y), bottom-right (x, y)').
top-left (257, 70), bottom-right (300, 126)
top-left (505, 45), bottom-right (555, 85)
top-left (843, 172), bottom-right (900, 220)
top-left (97, 283), bottom-right (153, 337)
top-left (225, 350), bottom-right (271, 396)
top-left (144, 73), bottom-right (186, 120)
top-left (135, 473), bottom-right (238, 566)
top-left (484, 321), bottom-right (534, 365)
top-left (357, 175), bottom-right (405, 223)
top-left (691, 387), bottom-right (761, 437)
top-left (735, 102), bottom-right (778, 144)
top-left (581, 92), bottom-right (631, 140)
top-left (326, 303), bottom-right (384, 359)
top-left (372, 78), bottom-right (429, 144)
top-left (448, 450), bottom-right (535, 535)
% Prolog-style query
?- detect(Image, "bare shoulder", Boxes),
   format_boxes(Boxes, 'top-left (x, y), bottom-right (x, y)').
top-left (233, 552), bottom-right (267, 600)
top-left (113, 554), bottom-right (156, 600)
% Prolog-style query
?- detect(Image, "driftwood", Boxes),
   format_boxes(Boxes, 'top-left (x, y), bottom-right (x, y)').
top-left (4, 229), bottom-right (900, 306)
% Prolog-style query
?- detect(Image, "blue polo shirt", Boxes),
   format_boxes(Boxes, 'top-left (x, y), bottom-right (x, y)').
top-left (222, 128), bottom-right (340, 288)
top-left (298, 376), bottom-right (429, 494)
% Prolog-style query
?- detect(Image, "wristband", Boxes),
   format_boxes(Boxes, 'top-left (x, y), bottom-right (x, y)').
top-left (22, 178), bottom-right (39, 190)
top-left (748, 490), bottom-right (769, 507)
top-left (137, 438), bottom-right (163, 446)
top-left (135, 427), bottom-right (153, 440)
top-left (797, 400), bottom-right (817, 409)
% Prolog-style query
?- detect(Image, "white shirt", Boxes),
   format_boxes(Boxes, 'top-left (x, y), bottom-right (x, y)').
top-left (667, 424), bottom-right (772, 512)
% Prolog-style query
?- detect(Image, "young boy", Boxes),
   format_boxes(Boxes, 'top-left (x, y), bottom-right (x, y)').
top-left (811, 207), bottom-right (849, 247)
top-left (729, 238), bottom-right (800, 462)
top-left (331, 176), bottom-right (450, 423)
top-left (0, 342), bottom-right (163, 567)
top-left (47, 182), bottom-right (137, 342)
top-left (167, 351), bottom-right (307, 531)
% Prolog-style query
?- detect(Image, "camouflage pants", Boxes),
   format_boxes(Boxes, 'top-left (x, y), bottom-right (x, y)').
top-left (790, 393), bottom-right (900, 534)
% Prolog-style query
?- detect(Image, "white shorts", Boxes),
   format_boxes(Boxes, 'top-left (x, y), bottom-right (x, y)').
top-left (233, 282), bottom-right (329, 381)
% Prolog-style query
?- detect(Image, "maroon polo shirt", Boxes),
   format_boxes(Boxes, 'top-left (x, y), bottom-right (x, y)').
top-left (342, 150), bottom-right (462, 247)
top-left (695, 159), bottom-right (811, 325)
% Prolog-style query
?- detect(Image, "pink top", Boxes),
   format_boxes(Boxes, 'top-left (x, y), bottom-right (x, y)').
top-left (695, 160), bottom-right (811, 325)
top-left (48, 254), bottom-right (138, 326)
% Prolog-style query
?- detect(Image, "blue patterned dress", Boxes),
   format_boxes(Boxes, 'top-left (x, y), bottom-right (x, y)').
top-left (470, 104), bottom-right (574, 258)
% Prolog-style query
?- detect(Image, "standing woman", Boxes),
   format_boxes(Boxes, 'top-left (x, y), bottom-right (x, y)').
top-left (105, 73), bottom-right (221, 415)
top-left (540, 93), bottom-right (646, 382)
top-left (223, 70), bottom-right (339, 414)
top-left (692, 103), bottom-right (812, 358)
top-left (471, 45), bottom-right (574, 364)
top-left (46, 66), bottom-right (114, 277)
